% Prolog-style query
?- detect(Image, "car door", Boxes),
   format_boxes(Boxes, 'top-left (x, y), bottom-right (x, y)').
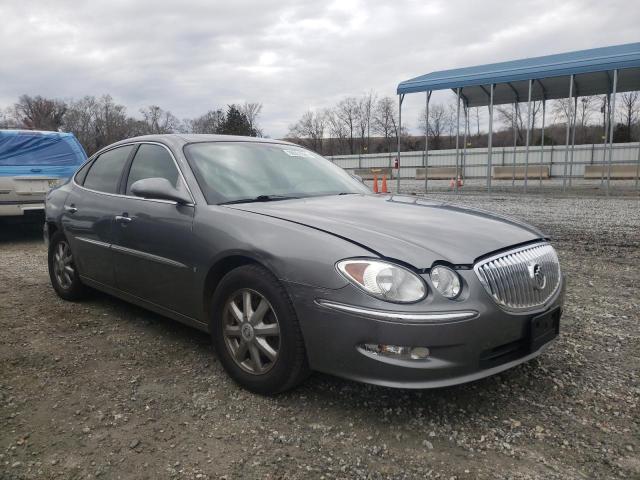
top-left (111, 143), bottom-right (198, 318)
top-left (63, 144), bottom-right (135, 287)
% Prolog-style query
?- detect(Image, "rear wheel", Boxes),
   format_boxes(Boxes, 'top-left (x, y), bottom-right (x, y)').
top-left (211, 264), bottom-right (309, 394)
top-left (48, 231), bottom-right (87, 301)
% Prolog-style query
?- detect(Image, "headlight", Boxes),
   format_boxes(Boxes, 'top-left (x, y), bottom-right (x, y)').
top-left (337, 259), bottom-right (426, 303)
top-left (430, 266), bottom-right (461, 299)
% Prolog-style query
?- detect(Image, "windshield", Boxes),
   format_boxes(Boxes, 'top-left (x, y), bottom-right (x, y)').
top-left (183, 142), bottom-right (369, 204)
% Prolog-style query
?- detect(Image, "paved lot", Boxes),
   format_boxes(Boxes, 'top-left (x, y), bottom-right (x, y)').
top-left (1, 194), bottom-right (639, 479)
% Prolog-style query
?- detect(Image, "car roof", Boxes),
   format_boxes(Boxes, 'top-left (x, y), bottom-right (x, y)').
top-left (107, 133), bottom-right (297, 150)
top-left (0, 129), bottom-right (77, 138)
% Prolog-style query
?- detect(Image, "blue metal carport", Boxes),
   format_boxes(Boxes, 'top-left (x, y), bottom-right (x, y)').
top-left (396, 42), bottom-right (640, 194)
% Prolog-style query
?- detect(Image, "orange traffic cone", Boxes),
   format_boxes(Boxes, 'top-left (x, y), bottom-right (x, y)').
top-left (450, 178), bottom-right (455, 189)
top-left (373, 173), bottom-right (379, 193)
top-left (381, 174), bottom-right (388, 193)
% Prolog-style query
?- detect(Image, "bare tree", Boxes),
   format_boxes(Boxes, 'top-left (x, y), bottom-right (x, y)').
top-left (472, 107), bottom-right (481, 136)
top-left (325, 108), bottom-right (349, 155)
top-left (63, 94), bottom-right (132, 153)
top-left (240, 102), bottom-right (263, 137)
top-left (14, 95), bottom-right (67, 130)
top-left (552, 96), bottom-right (597, 143)
top-left (356, 91), bottom-right (376, 153)
top-left (139, 105), bottom-right (181, 134)
top-left (618, 92), bottom-right (639, 141)
top-left (576, 97), bottom-right (596, 143)
top-left (446, 103), bottom-right (458, 148)
top-left (186, 109), bottom-right (225, 134)
top-left (63, 96), bottom-right (100, 150)
top-left (497, 101), bottom-right (542, 145)
top-left (335, 97), bottom-right (359, 154)
top-left (94, 95), bottom-right (134, 151)
top-left (372, 96), bottom-right (398, 153)
top-left (418, 103), bottom-right (449, 150)
top-left (288, 110), bottom-right (325, 153)
top-left (0, 106), bottom-right (20, 129)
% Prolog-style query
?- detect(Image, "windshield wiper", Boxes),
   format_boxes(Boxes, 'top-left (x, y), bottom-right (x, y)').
top-left (219, 194), bottom-right (298, 205)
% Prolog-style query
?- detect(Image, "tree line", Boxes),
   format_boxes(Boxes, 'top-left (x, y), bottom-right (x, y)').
top-left (287, 91), bottom-right (640, 156)
top-left (0, 95), bottom-right (263, 155)
top-left (286, 92), bottom-right (406, 156)
top-left (2, 91), bottom-right (638, 158)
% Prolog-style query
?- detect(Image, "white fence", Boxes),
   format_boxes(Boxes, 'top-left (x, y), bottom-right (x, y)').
top-left (326, 142), bottom-right (640, 180)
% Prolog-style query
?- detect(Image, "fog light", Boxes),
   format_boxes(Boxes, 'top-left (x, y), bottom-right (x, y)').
top-left (362, 343), bottom-right (408, 356)
top-left (361, 344), bottom-right (430, 360)
top-left (410, 346), bottom-right (430, 359)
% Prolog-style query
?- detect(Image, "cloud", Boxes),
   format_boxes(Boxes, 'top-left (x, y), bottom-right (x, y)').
top-left (0, 0), bottom-right (638, 137)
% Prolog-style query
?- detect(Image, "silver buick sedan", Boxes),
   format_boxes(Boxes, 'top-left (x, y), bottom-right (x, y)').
top-left (45, 134), bottom-right (565, 394)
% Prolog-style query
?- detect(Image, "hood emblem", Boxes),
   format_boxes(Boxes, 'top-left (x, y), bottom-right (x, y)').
top-left (528, 262), bottom-right (546, 290)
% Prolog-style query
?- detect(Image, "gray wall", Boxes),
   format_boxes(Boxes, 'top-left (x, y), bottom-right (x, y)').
top-left (326, 142), bottom-right (640, 179)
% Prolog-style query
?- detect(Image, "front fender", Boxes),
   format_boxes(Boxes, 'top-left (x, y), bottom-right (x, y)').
top-left (193, 206), bottom-right (375, 290)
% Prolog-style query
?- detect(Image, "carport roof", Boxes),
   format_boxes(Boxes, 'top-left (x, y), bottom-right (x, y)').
top-left (397, 42), bottom-right (640, 107)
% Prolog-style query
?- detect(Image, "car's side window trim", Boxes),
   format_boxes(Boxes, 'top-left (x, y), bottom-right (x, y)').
top-left (118, 144), bottom-right (141, 194)
top-left (74, 158), bottom-right (95, 185)
top-left (121, 143), bottom-right (181, 196)
top-left (81, 144), bottom-right (136, 194)
top-left (72, 141), bottom-right (197, 206)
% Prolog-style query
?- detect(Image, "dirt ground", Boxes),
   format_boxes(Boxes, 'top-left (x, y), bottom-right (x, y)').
top-left (1, 194), bottom-right (639, 480)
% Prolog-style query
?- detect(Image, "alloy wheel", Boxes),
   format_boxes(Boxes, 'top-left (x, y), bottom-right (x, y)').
top-left (53, 241), bottom-right (75, 290)
top-left (222, 289), bottom-right (281, 375)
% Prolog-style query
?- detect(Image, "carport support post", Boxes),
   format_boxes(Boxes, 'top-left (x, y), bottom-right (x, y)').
top-left (462, 103), bottom-right (469, 188)
top-left (511, 103), bottom-right (518, 187)
top-left (562, 74), bottom-right (574, 192)
top-left (454, 87), bottom-right (461, 193)
top-left (397, 94), bottom-right (404, 194)
top-left (569, 96), bottom-right (578, 187)
top-left (539, 99), bottom-right (546, 191)
top-left (601, 94), bottom-right (610, 186)
top-left (636, 140), bottom-right (640, 191)
top-left (487, 84), bottom-right (494, 193)
top-left (424, 91), bottom-right (431, 193)
top-left (606, 69), bottom-right (618, 196)
top-left (524, 79), bottom-right (533, 193)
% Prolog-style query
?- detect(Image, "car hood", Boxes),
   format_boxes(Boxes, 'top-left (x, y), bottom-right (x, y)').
top-left (226, 194), bottom-right (544, 268)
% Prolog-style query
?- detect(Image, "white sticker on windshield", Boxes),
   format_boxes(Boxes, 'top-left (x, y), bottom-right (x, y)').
top-left (282, 149), bottom-right (315, 158)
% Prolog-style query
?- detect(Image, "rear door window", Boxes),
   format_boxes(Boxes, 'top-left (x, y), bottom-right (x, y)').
top-left (74, 160), bottom-right (93, 185)
top-left (83, 145), bottom-right (134, 194)
top-left (125, 144), bottom-right (180, 195)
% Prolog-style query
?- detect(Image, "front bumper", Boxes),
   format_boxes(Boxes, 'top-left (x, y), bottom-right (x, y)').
top-left (287, 273), bottom-right (566, 389)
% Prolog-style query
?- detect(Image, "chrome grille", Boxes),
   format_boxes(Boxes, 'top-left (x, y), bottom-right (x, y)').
top-left (474, 243), bottom-right (561, 312)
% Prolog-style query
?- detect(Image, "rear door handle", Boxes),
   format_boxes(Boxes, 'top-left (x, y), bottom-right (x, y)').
top-left (64, 205), bottom-right (77, 214)
top-left (115, 215), bottom-right (132, 224)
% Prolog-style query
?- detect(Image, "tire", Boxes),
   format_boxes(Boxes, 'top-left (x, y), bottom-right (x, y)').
top-left (211, 264), bottom-right (310, 394)
top-left (48, 231), bottom-right (87, 301)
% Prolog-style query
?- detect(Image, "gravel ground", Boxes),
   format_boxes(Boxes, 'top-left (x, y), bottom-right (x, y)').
top-left (1, 194), bottom-right (639, 480)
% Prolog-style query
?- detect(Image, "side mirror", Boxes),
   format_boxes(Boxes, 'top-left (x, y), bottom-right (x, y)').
top-left (350, 173), bottom-right (365, 184)
top-left (130, 177), bottom-right (191, 204)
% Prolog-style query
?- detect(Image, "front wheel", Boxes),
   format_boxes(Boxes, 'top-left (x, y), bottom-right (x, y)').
top-left (211, 264), bottom-right (309, 394)
top-left (48, 231), bottom-right (87, 301)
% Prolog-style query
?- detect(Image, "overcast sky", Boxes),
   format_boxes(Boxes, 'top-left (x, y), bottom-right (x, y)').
top-left (1, 0), bottom-right (638, 137)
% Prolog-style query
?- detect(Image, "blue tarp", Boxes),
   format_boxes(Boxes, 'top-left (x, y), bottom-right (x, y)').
top-left (0, 130), bottom-right (87, 177)
top-left (397, 42), bottom-right (640, 107)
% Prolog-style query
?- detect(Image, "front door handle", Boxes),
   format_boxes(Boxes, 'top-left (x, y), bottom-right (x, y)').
top-left (64, 205), bottom-right (77, 214)
top-left (115, 215), bottom-right (132, 224)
